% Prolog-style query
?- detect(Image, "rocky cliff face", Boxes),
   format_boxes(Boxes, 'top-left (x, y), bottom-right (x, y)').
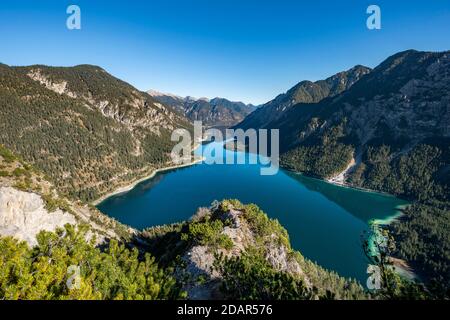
top-left (0, 187), bottom-right (76, 246)
top-left (273, 50), bottom-right (449, 149)
top-left (347, 51), bottom-right (450, 145)
top-left (178, 205), bottom-right (309, 299)
top-left (25, 66), bottom-right (188, 134)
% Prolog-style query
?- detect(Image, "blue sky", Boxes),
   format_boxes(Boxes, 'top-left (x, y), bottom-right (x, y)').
top-left (1, 1), bottom-right (449, 104)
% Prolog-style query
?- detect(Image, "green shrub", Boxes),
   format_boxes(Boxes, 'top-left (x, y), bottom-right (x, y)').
top-left (41, 194), bottom-right (73, 213)
top-left (182, 219), bottom-right (233, 250)
top-left (0, 170), bottom-right (10, 177)
top-left (0, 145), bottom-right (16, 163)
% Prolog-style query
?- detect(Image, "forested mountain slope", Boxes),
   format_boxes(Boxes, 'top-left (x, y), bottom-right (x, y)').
top-left (0, 145), bottom-right (184, 299)
top-left (276, 50), bottom-right (449, 199)
top-left (0, 64), bottom-right (192, 202)
top-left (238, 50), bottom-right (450, 292)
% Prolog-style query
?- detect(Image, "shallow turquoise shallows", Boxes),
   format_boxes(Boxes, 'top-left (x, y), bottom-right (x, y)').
top-left (97, 141), bottom-right (408, 285)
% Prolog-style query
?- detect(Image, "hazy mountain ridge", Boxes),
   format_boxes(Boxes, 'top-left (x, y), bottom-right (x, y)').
top-left (149, 90), bottom-right (257, 128)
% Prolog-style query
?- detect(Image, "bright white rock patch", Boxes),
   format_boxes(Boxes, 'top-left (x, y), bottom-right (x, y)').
top-left (0, 187), bottom-right (76, 246)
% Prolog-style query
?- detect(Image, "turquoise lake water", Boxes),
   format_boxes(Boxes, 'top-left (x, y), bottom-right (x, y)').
top-left (98, 141), bottom-right (408, 285)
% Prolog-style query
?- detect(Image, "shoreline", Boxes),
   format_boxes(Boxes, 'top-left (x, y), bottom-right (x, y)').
top-left (93, 144), bottom-right (204, 206)
top-left (369, 204), bottom-right (418, 281)
top-left (370, 203), bottom-right (409, 226)
top-left (288, 168), bottom-right (418, 281)
top-left (286, 168), bottom-right (405, 199)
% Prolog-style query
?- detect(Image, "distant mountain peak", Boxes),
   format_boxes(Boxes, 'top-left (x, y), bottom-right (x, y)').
top-left (246, 49), bottom-right (450, 156)
top-left (197, 96), bottom-right (211, 102)
top-left (147, 89), bottom-right (257, 128)
top-left (148, 89), bottom-right (183, 100)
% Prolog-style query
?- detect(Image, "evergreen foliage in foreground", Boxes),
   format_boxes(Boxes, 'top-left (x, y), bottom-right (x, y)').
top-left (362, 226), bottom-right (436, 300)
top-left (0, 199), bottom-right (438, 300)
top-left (0, 225), bottom-right (183, 300)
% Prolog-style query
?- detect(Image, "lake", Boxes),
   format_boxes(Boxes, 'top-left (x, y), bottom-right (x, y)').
top-left (97, 141), bottom-right (408, 285)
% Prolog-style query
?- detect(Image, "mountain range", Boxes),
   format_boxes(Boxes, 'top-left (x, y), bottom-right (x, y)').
top-left (236, 50), bottom-right (449, 192)
top-left (148, 90), bottom-right (257, 128)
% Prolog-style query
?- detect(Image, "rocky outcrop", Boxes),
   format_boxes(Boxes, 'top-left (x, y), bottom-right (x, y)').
top-left (0, 147), bottom-right (131, 245)
top-left (178, 205), bottom-right (310, 299)
top-left (0, 187), bottom-right (76, 246)
top-left (27, 69), bottom-right (76, 98)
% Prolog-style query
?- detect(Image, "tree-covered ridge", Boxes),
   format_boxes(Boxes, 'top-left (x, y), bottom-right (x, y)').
top-left (17, 65), bottom-right (190, 132)
top-left (280, 121), bottom-right (355, 178)
top-left (270, 50), bottom-right (449, 152)
top-left (1, 196), bottom-right (428, 300)
top-left (349, 143), bottom-right (449, 203)
top-left (389, 203), bottom-right (450, 296)
top-left (0, 146), bottom-right (182, 300)
top-left (0, 64), bottom-right (191, 202)
top-left (345, 142), bottom-right (450, 294)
